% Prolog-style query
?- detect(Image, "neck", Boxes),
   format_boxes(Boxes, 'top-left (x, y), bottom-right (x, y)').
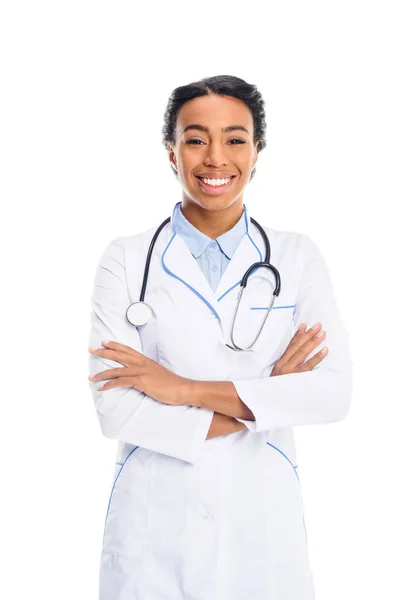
top-left (180, 199), bottom-right (244, 239)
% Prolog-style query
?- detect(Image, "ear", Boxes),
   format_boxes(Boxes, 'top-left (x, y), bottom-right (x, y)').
top-left (167, 144), bottom-right (177, 171)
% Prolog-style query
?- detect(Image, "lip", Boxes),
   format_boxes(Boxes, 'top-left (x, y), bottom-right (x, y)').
top-left (196, 172), bottom-right (237, 179)
top-left (196, 175), bottom-right (235, 196)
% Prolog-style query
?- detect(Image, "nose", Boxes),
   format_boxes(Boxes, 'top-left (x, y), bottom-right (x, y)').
top-left (204, 141), bottom-right (228, 167)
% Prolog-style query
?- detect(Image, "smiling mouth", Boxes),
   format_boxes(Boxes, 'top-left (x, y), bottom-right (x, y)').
top-left (195, 176), bottom-right (236, 195)
top-left (195, 176), bottom-right (236, 193)
top-left (196, 175), bottom-right (235, 184)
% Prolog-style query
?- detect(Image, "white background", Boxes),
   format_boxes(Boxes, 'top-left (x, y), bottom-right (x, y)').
top-left (1, 1), bottom-right (399, 598)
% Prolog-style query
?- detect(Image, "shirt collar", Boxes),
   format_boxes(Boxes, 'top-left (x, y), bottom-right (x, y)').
top-left (172, 201), bottom-right (248, 259)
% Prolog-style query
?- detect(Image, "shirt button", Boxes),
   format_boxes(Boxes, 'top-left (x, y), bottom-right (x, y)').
top-left (211, 265), bottom-right (218, 272)
top-left (210, 241), bottom-right (217, 248)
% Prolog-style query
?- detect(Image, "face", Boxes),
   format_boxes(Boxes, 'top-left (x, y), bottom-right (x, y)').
top-left (167, 93), bottom-right (258, 213)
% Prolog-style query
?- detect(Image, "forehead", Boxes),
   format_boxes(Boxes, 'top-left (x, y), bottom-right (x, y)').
top-left (176, 94), bottom-right (254, 133)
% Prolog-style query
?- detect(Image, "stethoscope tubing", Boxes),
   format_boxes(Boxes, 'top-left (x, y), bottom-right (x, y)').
top-left (140, 215), bottom-right (279, 297)
top-left (139, 216), bottom-right (171, 302)
top-left (130, 213), bottom-right (282, 351)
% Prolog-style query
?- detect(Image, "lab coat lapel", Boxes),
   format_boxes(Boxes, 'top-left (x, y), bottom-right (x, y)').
top-left (214, 229), bottom-right (262, 303)
top-left (214, 208), bottom-right (277, 304)
top-left (161, 202), bottom-right (275, 322)
top-left (161, 231), bottom-right (220, 316)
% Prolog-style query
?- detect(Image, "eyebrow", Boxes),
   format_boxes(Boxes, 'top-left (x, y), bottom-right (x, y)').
top-left (182, 124), bottom-right (250, 135)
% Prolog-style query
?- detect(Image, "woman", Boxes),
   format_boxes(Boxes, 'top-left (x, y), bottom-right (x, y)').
top-left (88, 75), bottom-right (352, 600)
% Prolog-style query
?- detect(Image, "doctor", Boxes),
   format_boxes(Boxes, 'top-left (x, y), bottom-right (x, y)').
top-left (88, 74), bottom-right (352, 600)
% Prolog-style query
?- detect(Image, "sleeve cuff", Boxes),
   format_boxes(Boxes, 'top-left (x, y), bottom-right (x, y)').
top-left (235, 416), bottom-right (258, 432)
top-left (187, 406), bottom-right (215, 461)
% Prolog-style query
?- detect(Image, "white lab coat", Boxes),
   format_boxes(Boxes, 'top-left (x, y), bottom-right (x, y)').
top-left (88, 203), bottom-right (352, 600)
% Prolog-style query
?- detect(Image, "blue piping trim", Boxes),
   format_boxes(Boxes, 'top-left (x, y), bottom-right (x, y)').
top-left (216, 210), bottom-right (263, 302)
top-left (168, 202), bottom-right (275, 311)
top-left (216, 253), bottom-right (265, 302)
top-left (267, 442), bottom-right (300, 483)
top-left (217, 280), bottom-right (241, 302)
top-left (247, 232), bottom-right (263, 262)
top-left (103, 445), bottom-right (140, 540)
top-left (244, 204), bottom-right (263, 261)
top-left (250, 304), bottom-right (296, 311)
top-left (161, 232), bottom-right (222, 322)
top-left (266, 441), bottom-right (308, 545)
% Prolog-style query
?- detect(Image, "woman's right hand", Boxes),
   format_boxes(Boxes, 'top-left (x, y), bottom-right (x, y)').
top-left (270, 322), bottom-right (328, 376)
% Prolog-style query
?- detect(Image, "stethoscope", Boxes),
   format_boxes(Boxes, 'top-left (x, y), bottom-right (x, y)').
top-left (126, 215), bottom-right (281, 351)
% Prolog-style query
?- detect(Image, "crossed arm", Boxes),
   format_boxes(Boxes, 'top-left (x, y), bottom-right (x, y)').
top-left (88, 339), bottom-right (252, 440)
top-left (88, 236), bottom-right (352, 463)
top-left (88, 321), bottom-right (328, 440)
top-left (190, 380), bottom-right (254, 438)
top-left (191, 320), bottom-right (330, 437)
top-left (187, 323), bottom-right (329, 438)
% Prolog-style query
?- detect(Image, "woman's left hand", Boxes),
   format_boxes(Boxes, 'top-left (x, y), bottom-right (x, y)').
top-left (88, 341), bottom-right (190, 406)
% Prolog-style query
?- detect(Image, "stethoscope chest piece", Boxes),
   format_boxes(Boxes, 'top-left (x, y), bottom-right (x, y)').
top-left (126, 301), bottom-right (152, 327)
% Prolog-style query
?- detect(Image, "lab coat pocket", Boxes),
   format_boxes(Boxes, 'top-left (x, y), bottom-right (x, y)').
top-left (265, 441), bottom-right (308, 558)
top-left (248, 298), bottom-right (295, 367)
top-left (102, 445), bottom-right (152, 560)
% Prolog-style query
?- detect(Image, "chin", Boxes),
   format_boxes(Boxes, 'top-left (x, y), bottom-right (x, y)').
top-left (198, 196), bottom-right (241, 212)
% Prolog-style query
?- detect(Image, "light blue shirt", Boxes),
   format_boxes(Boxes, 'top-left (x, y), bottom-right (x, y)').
top-left (173, 203), bottom-right (247, 292)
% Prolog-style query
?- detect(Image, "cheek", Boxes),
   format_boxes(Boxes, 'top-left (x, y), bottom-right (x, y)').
top-left (230, 159), bottom-right (252, 182)
top-left (178, 146), bottom-right (198, 170)
top-left (179, 165), bottom-right (199, 189)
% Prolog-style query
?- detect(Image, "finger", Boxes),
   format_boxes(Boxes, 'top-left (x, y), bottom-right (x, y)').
top-left (285, 323), bottom-right (322, 353)
top-left (296, 323), bottom-right (307, 335)
top-left (280, 323), bottom-right (323, 365)
top-left (296, 347), bottom-right (329, 372)
top-left (288, 330), bottom-right (326, 367)
top-left (101, 340), bottom-right (142, 356)
top-left (289, 323), bottom-right (307, 343)
top-left (274, 325), bottom-right (305, 365)
top-left (88, 367), bottom-right (128, 382)
top-left (88, 347), bottom-right (140, 366)
top-left (98, 376), bottom-right (137, 391)
top-left (291, 322), bottom-right (308, 339)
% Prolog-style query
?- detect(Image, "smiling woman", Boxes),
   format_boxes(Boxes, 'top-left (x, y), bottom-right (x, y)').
top-left (163, 80), bottom-right (265, 223)
top-left (88, 74), bottom-right (352, 600)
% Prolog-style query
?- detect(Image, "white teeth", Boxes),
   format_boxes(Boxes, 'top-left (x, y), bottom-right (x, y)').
top-left (199, 177), bottom-right (232, 187)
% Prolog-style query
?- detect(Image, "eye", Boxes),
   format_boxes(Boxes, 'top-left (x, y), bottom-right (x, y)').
top-left (186, 138), bottom-right (246, 145)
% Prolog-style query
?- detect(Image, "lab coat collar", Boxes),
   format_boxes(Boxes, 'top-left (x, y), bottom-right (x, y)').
top-left (162, 201), bottom-right (266, 321)
top-left (172, 201), bottom-right (247, 259)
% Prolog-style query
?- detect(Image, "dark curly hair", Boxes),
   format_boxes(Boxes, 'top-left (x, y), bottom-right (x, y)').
top-left (161, 74), bottom-right (267, 182)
